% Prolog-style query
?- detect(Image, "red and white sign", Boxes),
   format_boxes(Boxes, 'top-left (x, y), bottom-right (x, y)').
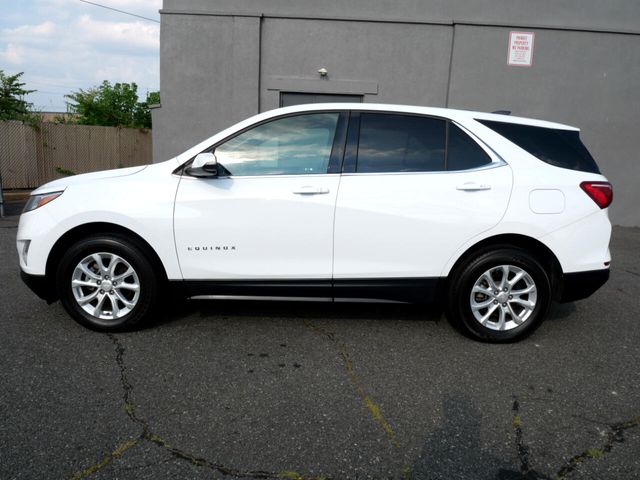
top-left (508, 31), bottom-right (535, 67)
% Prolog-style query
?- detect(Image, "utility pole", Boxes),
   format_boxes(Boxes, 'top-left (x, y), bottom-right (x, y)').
top-left (0, 173), bottom-right (4, 218)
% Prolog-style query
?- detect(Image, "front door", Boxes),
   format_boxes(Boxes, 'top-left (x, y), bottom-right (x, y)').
top-left (174, 112), bottom-right (346, 280)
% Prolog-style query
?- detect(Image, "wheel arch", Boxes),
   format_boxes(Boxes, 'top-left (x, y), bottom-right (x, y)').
top-left (44, 222), bottom-right (169, 301)
top-left (445, 233), bottom-right (563, 300)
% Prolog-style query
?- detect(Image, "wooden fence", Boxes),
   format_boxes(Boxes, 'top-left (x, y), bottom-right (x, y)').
top-left (0, 121), bottom-right (152, 189)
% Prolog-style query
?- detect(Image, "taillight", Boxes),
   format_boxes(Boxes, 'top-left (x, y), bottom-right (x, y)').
top-left (580, 181), bottom-right (613, 209)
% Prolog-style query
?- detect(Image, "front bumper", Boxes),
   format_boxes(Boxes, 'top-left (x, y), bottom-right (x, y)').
top-left (20, 270), bottom-right (57, 303)
top-left (559, 268), bottom-right (609, 303)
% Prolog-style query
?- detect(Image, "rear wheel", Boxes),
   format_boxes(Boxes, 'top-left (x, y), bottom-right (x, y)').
top-left (446, 248), bottom-right (551, 342)
top-left (57, 234), bottom-right (159, 331)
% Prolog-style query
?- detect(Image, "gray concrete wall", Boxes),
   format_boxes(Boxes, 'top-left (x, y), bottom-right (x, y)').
top-left (260, 18), bottom-right (452, 111)
top-left (447, 25), bottom-right (640, 227)
top-left (163, 0), bottom-right (640, 33)
top-left (153, 14), bottom-right (260, 161)
top-left (154, 1), bottom-right (640, 225)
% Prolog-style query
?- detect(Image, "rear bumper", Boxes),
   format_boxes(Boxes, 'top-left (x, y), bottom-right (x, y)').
top-left (20, 270), bottom-right (56, 303)
top-left (559, 268), bottom-right (609, 303)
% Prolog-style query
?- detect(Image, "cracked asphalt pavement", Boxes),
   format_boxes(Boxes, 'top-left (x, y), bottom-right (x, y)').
top-left (1, 205), bottom-right (639, 480)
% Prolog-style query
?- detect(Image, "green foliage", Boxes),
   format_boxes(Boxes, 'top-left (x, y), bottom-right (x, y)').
top-left (65, 81), bottom-right (159, 129)
top-left (586, 448), bottom-right (604, 459)
top-left (133, 90), bottom-right (161, 129)
top-left (55, 167), bottom-right (76, 177)
top-left (0, 70), bottom-right (36, 121)
top-left (52, 113), bottom-right (76, 124)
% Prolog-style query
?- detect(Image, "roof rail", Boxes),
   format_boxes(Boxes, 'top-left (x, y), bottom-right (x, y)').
top-left (491, 110), bottom-right (512, 115)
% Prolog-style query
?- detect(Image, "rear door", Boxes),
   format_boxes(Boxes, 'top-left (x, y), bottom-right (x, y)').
top-left (333, 112), bottom-right (513, 284)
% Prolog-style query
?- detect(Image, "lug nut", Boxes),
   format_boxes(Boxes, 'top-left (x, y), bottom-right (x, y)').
top-left (503, 288), bottom-right (508, 292)
top-left (97, 280), bottom-right (101, 285)
top-left (100, 289), bottom-right (104, 294)
top-left (502, 303), bottom-right (507, 307)
top-left (105, 275), bottom-right (109, 280)
top-left (493, 300), bottom-right (498, 305)
top-left (509, 295), bottom-right (513, 299)
top-left (494, 290), bottom-right (499, 295)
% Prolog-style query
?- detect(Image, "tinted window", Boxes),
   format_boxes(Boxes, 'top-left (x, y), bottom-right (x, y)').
top-left (477, 119), bottom-right (600, 174)
top-left (215, 113), bottom-right (339, 176)
top-left (447, 124), bottom-right (492, 170)
top-left (356, 114), bottom-right (446, 173)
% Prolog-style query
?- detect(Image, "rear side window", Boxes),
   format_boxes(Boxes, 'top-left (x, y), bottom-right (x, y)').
top-left (356, 114), bottom-right (446, 172)
top-left (354, 114), bottom-right (492, 173)
top-left (477, 119), bottom-right (600, 174)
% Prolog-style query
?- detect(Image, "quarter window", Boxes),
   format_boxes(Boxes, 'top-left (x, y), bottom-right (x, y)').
top-left (356, 114), bottom-right (446, 173)
top-left (447, 123), bottom-right (492, 170)
top-left (215, 113), bottom-right (340, 176)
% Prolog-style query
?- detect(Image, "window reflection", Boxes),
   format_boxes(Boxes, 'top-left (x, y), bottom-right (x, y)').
top-left (357, 114), bottom-right (446, 173)
top-left (215, 113), bottom-right (339, 176)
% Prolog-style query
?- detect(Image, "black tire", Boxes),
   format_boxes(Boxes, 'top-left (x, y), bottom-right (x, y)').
top-left (445, 247), bottom-right (551, 342)
top-left (56, 234), bottom-right (160, 332)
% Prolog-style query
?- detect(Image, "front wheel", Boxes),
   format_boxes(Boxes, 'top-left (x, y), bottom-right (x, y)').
top-left (446, 248), bottom-right (551, 342)
top-left (57, 234), bottom-right (160, 331)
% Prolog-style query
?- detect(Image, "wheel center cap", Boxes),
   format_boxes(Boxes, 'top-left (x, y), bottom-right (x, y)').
top-left (102, 280), bottom-right (113, 291)
top-left (496, 292), bottom-right (509, 303)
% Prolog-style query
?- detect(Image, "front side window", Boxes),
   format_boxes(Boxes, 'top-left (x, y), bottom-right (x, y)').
top-left (356, 114), bottom-right (446, 173)
top-left (214, 113), bottom-right (340, 176)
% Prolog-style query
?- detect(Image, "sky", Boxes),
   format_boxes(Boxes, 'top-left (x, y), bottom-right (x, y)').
top-left (0, 0), bottom-right (161, 112)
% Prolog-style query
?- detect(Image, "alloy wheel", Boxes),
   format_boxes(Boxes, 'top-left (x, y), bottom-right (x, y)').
top-left (469, 264), bottom-right (537, 331)
top-left (71, 252), bottom-right (140, 320)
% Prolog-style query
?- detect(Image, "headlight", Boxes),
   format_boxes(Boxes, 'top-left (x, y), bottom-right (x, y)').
top-left (23, 191), bottom-right (64, 213)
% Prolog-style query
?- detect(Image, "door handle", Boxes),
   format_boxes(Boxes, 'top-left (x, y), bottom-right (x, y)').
top-left (292, 186), bottom-right (330, 195)
top-left (456, 182), bottom-right (492, 191)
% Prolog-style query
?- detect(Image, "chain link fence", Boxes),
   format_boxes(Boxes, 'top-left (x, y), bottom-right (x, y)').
top-left (0, 120), bottom-right (152, 191)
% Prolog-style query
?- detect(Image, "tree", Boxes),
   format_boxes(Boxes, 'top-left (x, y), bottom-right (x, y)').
top-left (0, 70), bottom-right (35, 121)
top-left (133, 90), bottom-right (161, 129)
top-left (66, 81), bottom-right (159, 129)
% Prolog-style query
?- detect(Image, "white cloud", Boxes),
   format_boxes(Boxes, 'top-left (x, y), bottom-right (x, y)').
top-left (31, 20), bottom-right (56, 35)
top-left (0, 43), bottom-right (25, 64)
top-left (33, 0), bottom-right (161, 22)
top-left (5, 20), bottom-right (57, 36)
top-left (1, 20), bottom-right (57, 45)
top-left (93, 0), bottom-right (162, 13)
top-left (0, 10), bottom-right (160, 111)
top-left (77, 15), bottom-right (159, 51)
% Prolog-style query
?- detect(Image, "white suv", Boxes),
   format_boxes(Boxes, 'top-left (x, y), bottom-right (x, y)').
top-left (17, 104), bottom-right (612, 341)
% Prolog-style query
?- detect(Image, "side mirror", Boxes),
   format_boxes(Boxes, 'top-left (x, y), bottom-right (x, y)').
top-left (185, 153), bottom-right (218, 177)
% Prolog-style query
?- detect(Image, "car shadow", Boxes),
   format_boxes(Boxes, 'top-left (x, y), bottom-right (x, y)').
top-left (154, 298), bottom-right (445, 328)
top-left (546, 301), bottom-right (577, 322)
top-left (153, 297), bottom-right (578, 331)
